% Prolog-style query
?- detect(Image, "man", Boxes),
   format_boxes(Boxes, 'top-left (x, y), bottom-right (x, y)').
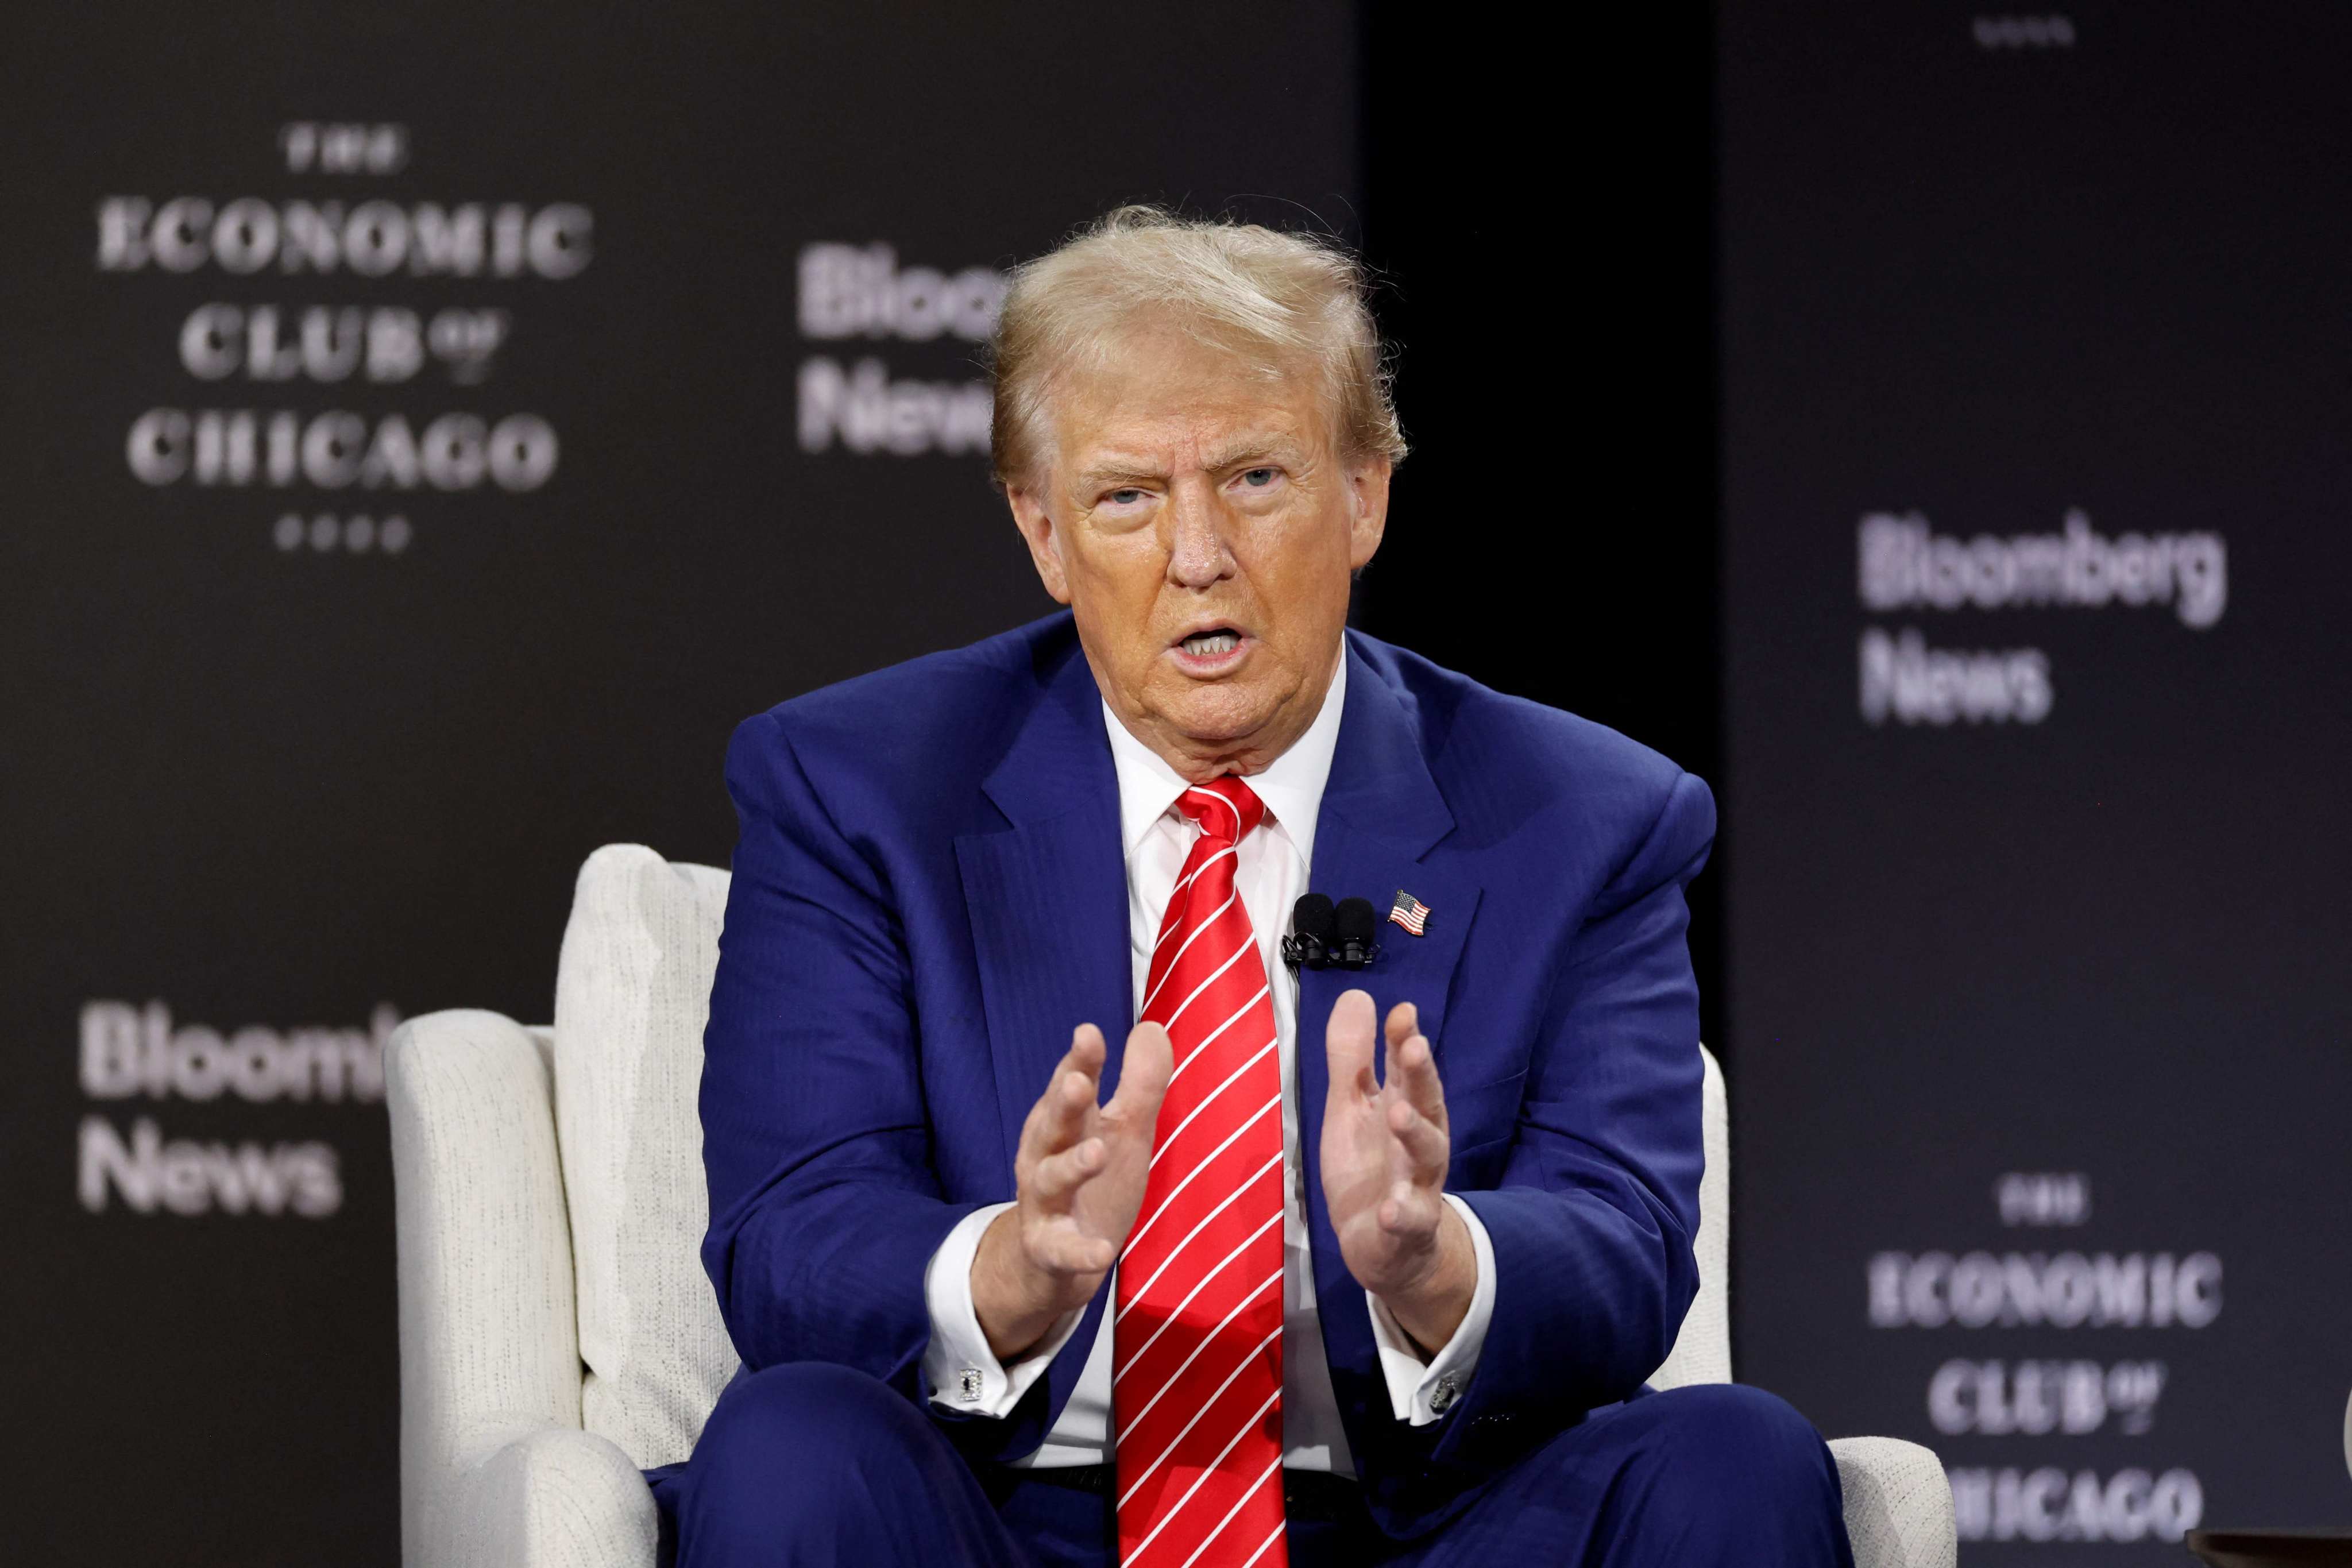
top-left (663, 207), bottom-right (1851, 1565)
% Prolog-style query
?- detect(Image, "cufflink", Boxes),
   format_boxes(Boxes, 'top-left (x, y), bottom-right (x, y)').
top-left (1429, 1374), bottom-right (1459, 1416)
top-left (957, 1368), bottom-right (984, 1403)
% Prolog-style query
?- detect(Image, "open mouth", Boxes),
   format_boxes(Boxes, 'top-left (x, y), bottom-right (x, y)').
top-left (1169, 624), bottom-right (1251, 674)
top-left (1179, 628), bottom-right (1242, 658)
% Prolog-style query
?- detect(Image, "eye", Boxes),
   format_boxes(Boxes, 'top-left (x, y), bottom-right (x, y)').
top-left (1240, 468), bottom-right (1279, 488)
top-left (1104, 488), bottom-right (1148, 507)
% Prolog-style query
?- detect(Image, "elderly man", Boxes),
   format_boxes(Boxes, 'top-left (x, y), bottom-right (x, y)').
top-left (659, 208), bottom-right (1851, 1565)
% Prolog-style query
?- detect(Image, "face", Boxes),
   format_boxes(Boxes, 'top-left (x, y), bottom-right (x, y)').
top-left (1005, 327), bottom-right (1391, 781)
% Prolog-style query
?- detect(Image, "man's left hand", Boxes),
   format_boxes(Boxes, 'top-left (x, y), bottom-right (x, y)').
top-left (1319, 988), bottom-right (1476, 1353)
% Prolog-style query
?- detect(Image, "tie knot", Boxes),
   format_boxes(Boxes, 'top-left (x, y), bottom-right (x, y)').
top-left (1175, 775), bottom-right (1264, 844)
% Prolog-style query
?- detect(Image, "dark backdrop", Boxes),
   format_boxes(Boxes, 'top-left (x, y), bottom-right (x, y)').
top-left (1358, 1), bottom-right (1725, 1048)
top-left (7, 4), bottom-right (2346, 1565)
top-left (1720, 3), bottom-right (2352, 1558)
top-left (0, 5), bottom-right (1360, 1562)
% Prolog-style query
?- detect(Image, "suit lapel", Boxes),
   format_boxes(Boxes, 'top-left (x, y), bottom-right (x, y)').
top-left (953, 642), bottom-right (1135, 1180)
top-left (950, 635), bottom-right (1136, 1443)
top-left (1297, 638), bottom-right (1484, 1442)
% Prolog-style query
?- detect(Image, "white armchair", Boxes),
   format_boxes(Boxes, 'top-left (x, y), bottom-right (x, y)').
top-left (390, 843), bottom-right (1956, 1567)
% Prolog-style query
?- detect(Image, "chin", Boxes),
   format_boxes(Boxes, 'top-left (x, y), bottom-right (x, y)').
top-left (1159, 684), bottom-right (1277, 748)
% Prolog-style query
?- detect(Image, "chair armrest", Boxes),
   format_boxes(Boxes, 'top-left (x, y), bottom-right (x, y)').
top-left (450, 1427), bottom-right (658, 1568)
top-left (1829, 1436), bottom-right (1956, 1568)
top-left (390, 1009), bottom-right (588, 1567)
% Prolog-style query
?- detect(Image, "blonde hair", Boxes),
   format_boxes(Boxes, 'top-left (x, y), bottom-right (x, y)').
top-left (988, 205), bottom-right (1406, 488)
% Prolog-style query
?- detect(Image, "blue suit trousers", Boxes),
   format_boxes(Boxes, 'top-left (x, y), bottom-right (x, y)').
top-left (650, 1362), bottom-right (1855, 1566)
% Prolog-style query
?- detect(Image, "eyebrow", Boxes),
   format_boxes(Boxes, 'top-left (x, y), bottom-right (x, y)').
top-left (1073, 434), bottom-right (1303, 491)
top-left (1074, 457), bottom-right (1167, 490)
top-left (1199, 434), bottom-right (1301, 471)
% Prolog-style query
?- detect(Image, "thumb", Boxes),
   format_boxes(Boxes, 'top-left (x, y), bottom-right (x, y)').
top-left (1324, 988), bottom-right (1378, 1109)
top-left (1108, 1021), bottom-right (1175, 1123)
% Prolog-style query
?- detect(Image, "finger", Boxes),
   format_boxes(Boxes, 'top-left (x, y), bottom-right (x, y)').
top-left (1030, 1025), bottom-right (1106, 1153)
top-left (1384, 1095), bottom-right (1451, 1175)
top-left (1061, 1021), bottom-right (1107, 1083)
top-left (1031, 1067), bottom-right (1095, 1153)
top-left (1029, 1137), bottom-right (1106, 1204)
top-left (1323, 989), bottom-right (1378, 1114)
top-left (1390, 1029), bottom-right (1448, 1132)
top-left (1381, 1004), bottom-right (1427, 1076)
top-left (1106, 1021), bottom-right (1175, 1125)
top-left (1377, 1001), bottom-right (1416, 1092)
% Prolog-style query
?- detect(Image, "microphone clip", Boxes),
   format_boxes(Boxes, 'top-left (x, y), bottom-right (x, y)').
top-left (1279, 932), bottom-right (1332, 970)
top-left (1283, 893), bottom-right (1380, 972)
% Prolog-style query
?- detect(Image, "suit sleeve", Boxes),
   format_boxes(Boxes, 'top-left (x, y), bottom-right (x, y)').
top-left (1432, 768), bottom-right (1713, 1470)
top-left (697, 710), bottom-right (984, 1394)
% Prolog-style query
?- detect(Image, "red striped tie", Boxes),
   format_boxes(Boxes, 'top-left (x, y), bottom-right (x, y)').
top-left (1115, 775), bottom-right (1287, 1568)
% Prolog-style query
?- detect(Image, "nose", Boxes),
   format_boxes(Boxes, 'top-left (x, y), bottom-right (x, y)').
top-left (1163, 480), bottom-right (1234, 590)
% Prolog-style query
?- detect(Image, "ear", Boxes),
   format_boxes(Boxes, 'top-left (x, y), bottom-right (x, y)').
top-left (1006, 481), bottom-right (1073, 604)
top-left (1345, 455), bottom-right (1392, 571)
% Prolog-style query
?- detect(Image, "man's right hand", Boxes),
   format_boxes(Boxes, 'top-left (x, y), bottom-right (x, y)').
top-left (971, 1021), bottom-right (1175, 1362)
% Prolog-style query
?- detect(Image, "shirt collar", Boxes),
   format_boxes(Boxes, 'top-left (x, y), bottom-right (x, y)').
top-left (1101, 647), bottom-right (1348, 865)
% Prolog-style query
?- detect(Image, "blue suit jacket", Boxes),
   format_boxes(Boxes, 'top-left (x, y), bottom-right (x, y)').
top-left (698, 612), bottom-right (1712, 1536)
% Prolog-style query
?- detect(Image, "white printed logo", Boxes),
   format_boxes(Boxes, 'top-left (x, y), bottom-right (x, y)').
top-left (96, 123), bottom-right (589, 555)
top-left (75, 998), bottom-right (399, 1219)
top-left (1859, 509), bottom-right (2226, 628)
top-left (795, 244), bottom-right (1002, 458)
top-left (1854, 507), bottom-right (2230, 726)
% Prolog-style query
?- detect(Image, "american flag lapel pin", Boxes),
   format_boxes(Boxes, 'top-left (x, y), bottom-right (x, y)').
top-left (1388, 888), bottom-right (1431, 936)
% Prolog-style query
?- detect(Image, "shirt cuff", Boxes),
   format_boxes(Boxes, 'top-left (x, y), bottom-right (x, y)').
top-left (1365, 1193), bottom-right (1497, 1426)
top-left (921, 1201), bottom-right (1086, 1416)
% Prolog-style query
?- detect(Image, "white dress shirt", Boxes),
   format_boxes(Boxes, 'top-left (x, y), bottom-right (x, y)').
top-left (920, 654), bottom-right (1497, 1472)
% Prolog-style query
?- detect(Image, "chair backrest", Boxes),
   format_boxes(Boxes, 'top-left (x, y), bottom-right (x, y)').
top-left (1648, 1045), bottom-right (1733, 1390)
top-left (547, 845), bottom-right (1732, 1465)
top-left (551, 844), bottom-right (739, 1469)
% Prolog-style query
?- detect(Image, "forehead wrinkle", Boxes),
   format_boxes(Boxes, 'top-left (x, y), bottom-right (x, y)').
top-left (1071, 452), bottom-right (1168, 490)
top-left (1051, 343), bottom-right (1321, 487)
